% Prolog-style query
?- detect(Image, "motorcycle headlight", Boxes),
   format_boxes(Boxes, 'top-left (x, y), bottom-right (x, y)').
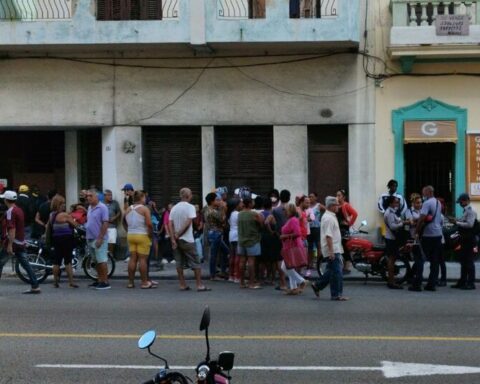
top-left (197, 365), bottom-right (210, 381)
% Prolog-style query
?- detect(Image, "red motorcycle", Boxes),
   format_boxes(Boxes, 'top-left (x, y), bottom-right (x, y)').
top-left (317, 221), bottom-right (412, 284)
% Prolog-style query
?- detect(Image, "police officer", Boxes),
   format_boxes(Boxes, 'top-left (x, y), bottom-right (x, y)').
top-left (450, 193), bottom-right (477, 290)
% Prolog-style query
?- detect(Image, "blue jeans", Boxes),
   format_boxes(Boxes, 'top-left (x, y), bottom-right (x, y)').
top-left (208, 230), bottom-right (229, 277)
top-left (0, 248), bottom-right (40, 289)
top-left (314, 253), bottom-right (343, 299)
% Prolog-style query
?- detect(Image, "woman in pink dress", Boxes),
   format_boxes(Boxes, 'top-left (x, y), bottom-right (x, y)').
top-left (280, 203), bottom-right (308, 295)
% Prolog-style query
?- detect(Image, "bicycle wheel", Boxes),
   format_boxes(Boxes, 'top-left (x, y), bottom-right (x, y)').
top-left (166, 372), bottom-right (189, 384)
top-left (82, 253), bottom-right (116, 280)
top-left (15, 254), bottom-right (49, 284)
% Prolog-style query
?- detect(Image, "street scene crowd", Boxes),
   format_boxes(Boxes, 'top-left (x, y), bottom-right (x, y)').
top-left (0, 180), bottom-right (477, 297)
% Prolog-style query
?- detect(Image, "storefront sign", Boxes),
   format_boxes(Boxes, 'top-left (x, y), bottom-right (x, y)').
top-left (436, 15), bottom-right (469, 36)
top-left (404, 120), bottom-right (457, 143)
top-left (467, 134), bottom-right (480, 200)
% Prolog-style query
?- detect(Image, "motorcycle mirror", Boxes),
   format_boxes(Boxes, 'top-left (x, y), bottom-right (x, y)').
top-left (218, 352), bottom-right (235, 371)
top-left (138, 330), bottom-right (156, 350)
top-left (361, 220), bottom-right (368, 227)
top-left (199, 307), bottom-right (210, 331)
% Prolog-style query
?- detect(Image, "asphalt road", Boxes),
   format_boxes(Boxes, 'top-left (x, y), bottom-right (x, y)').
top-left (0, 277), bottom-right (479, 384)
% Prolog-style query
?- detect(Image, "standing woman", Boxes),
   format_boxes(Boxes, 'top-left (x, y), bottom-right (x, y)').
top-left (123, 191), bottom-right (154, 289)
top-left (405, 193), bottom-right (422, 288)
top-left (384, 196), bottom-right (407, 289)
top-left (46, 195), bottom-right (79, 288)
top-left (280, 203), bottom-right (307, 295)
top-left (336, 189), bottom-right (358, 274)
top-left (227, 198), bottom-right (242, 283)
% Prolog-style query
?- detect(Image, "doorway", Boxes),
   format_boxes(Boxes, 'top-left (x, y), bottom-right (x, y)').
top-left (404, 143), bottom-right (455, 214)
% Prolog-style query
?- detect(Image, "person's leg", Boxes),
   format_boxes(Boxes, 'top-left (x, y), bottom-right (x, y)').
top-left (314, 259), bottom-right (332, 291)
top-left (174, 241), bottom-right (188, 289)
top-left (247, 256), bottom-right (257, 287)
top-left (128, 251), bottom-right (139, 285)
top-left (219, 238), bottom-right (230, 275)
top-left (138, 254), bottom-right (149, 286)
top-left (238, 254), bottom-right (247, 288)
top-left (208, 231), bottom-right (220, 279)
top-left (329, 254), bottom-right (343, 299)
top-left (280, 261), bottom-right (293, 289)
top-left (464, 242), bottom-right (475, 287)
top-left (458, 247), bottom-right (467, 286)
top-left (52, 264), bottom-right (60, 286)
top-left (0, 249), bottom-right (10, 278)
top-left (411, 244), bottom-right (425, 289)
top-left (426, 237), bottom-right (441, 289)
top-left (16, 250), bottom-right (40, 290)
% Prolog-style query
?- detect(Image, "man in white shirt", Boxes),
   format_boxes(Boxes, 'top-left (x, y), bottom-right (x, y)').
top-left (311, 196), bottom-right (348, 301)
top-left (169, 188), bottom-right (210, 292)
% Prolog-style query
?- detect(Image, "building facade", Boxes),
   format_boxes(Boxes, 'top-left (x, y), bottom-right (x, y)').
top-left (373, 0), bottom-right (480, 218)
top-left (0, 0), bottom-right (380, 225)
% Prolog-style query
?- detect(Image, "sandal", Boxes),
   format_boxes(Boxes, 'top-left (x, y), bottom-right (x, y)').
top-left (197, 286), bottom-right (211, 292)
top-left (69, 283), bottom-right (79, 289)
top-left (284, 289), bottom-right (300, 296)
top-left (298, 281), bottom-right (308, 292)
top-left (248, 285), bottom-right (262, 290)
top-left (127, 283), bottom-right (135, 289)
top-left (331, 296), bottom-right (349, 301)
top-left (179, 286), bottom-right (191, 291)
top-left (141, 282), bottom-right (156, 289)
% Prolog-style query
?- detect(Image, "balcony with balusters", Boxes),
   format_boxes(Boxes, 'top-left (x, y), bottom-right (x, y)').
top-left (0, 0), bottom-right (359, 51)
top-left (390, 1), bottom-right (480, 71)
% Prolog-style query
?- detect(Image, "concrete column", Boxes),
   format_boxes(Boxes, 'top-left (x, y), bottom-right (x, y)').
top-left (273, 125), bottom-right (308, 197)
top-left (190, 0), bottom-right (206, 45)
top-left (65, 131), bottom-right (79, 209)
top-left (348, 123), bottom-right (376, 231)
top-left (202, 126), bottom-right (216, 199)
top-left (102, 126), bottom-right (143, 202)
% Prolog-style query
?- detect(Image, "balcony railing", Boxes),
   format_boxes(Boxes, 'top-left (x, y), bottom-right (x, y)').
top-left (0, 0), bottom-right (72, 20)
top-left (217, 0), bottom-right (338, 20)
top-left (391, 1), bottom-right (479, 26)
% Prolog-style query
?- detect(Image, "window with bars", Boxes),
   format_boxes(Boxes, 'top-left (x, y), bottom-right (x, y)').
top-left (97, 0), bottom-right (162, 20)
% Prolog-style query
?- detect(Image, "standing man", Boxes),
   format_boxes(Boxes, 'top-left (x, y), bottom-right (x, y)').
top-left (104, 189), bottom-right (121, 259)
top-left (122, 183), bottom-right (135, 211)
top-left (378, 179), bottom-right (407, 216)
top-left (450, 193), bottom-right (477, 290)
top-left (169, 188), bottom-right (210, 292)
top-left (411, 185), bottom-right (442, 292)
top-left (32, 190), bottom-right (57, 240)
top-left (85, 189), bottom-right (111, 290)
top-left (16, 185), bottom-right (34, 239)
top-left (311, 196), bottom-right (348, 301)
top-left (0, 191), bottom-right (41, 294)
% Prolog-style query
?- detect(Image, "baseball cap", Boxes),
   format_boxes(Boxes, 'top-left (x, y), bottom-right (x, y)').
top-left (18, 185), bottom-right (29, 193)
top-left (0, 190), bottom-right (17, 201)
top-left (122, 183), bottom-right (134, 191)
top-left (456, 193), bottom-right (470, 203)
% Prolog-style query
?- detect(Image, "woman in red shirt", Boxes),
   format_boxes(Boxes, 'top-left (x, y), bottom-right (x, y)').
top-left (336, 189), bottom-right (358, 274)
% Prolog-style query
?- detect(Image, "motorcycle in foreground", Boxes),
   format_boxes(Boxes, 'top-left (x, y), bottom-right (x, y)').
top-left (138, 307), bottom-right (235, 384)
top-left (317, 221), bottom-right (412, 284)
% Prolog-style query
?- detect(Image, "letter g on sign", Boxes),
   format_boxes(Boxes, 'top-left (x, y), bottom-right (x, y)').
top-left (421, 122), bottom-right (438, 136)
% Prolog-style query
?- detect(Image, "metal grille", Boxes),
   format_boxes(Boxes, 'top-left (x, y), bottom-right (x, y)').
top-left (97, 0), bottom-right (162, 20)
top-left (215, 126), bottom-right (273, 198)
top-left (405, 143), bottom-right (455, 213)
top-left (218, 0), bottom-right (249, 19)
top-left (143, 127), bottom-right (202, 208)
top-left (162, 0), bottom-right (178, 19)
top-left (0, 0), bottom-right (72, 20)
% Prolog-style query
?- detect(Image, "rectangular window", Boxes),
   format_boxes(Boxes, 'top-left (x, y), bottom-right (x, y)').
top-left (97, 0), bottom-right (162, 21)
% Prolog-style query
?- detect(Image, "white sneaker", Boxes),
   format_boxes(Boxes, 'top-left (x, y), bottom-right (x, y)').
top-left (161, 258), bottom-right (168, 265)
top-left (124, 257), bottom-right (130, 263)
top-left (170, 260), bottom-right (176, 265)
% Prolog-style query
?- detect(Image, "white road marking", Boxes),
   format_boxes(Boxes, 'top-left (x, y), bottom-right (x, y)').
top-left (35, 361), bottom-right (480, 378)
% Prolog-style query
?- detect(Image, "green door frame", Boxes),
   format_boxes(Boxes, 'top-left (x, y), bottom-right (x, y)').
top-left (392, 98), bottom-right (467, 216)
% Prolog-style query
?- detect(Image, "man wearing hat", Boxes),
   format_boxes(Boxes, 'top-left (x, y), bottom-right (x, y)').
top-left (0, 191), bottom-right (41, 294)
top-left (450, 193), bottom-right (477, 290)
top-left (16, 185), bottom-right (34, 239)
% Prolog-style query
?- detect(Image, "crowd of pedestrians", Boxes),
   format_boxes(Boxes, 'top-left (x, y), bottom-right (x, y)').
top-left (0, 178), bottom-right (477, 296)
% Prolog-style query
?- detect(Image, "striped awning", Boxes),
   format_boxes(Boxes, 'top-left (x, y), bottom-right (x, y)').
top-left (404, 121), bottom-right (457, 144)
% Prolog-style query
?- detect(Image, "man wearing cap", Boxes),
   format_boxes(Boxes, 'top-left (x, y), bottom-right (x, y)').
top-left (450, 193), bottom-right (477, 290)
top-left (16, 185), bottom-right (34, 239)
top-left (311, 196), bottom-right (348, 301)
top-left (0, 191), bottom-right (41, 294)
top-left (122, 184), bottom-right (135, 211)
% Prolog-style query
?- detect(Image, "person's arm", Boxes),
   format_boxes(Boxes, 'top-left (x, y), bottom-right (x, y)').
top-left (65, 214), bottom-right (79, 228)
top-left (7, 227), bottom-right (15, 254)
top-left (378, 195), bottom-right (386, 213)
top-left (254, 212), bottom-right (264, 226)
top-left (122, 208), bottom-right (130, 232)
top-left (456, 209), bottom-right (475, 229)
top-left (35, 211), bottom-right (46, 228)
top-left (175, 219), bottom-right (193, 239)
top-left (326, 235), bottom-right (335, 260)
top-left (168, 220), bottom-right (177, 249)
top-left (111, 203), bottom-right (121, 224)
top-left (143, 207), bottom-right (153, 237)
top-left (387, 212), bottom-right (403, 231)
top-left (95, 207), bottom-right (109, 248)
top-left (346, 203), bottom-right (358, 227)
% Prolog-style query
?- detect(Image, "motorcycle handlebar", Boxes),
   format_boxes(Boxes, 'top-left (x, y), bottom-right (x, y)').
top-left (359, 230), bottom-right (369, 234)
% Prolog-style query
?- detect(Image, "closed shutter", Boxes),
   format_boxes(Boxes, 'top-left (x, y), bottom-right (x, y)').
top-left (97, 0), bottom-right (161, 20)
top-left (215, 126), bottom-right (273, 197)
top-left (308, 125), bottom-right (348, 202)
top-left (78, 130), bottom-right (102, 190)
top-left (143, 127), bottom-right (202, 207)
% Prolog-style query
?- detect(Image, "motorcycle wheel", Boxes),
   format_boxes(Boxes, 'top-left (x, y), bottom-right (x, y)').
top-left (82, 253), bottom-right (116, 280)
top-left (166, 372), bottom-right (188, 384)
top-left (380, 256), bottom-right (411, 285)
top-left (15, 254), bottom-right (49, 284)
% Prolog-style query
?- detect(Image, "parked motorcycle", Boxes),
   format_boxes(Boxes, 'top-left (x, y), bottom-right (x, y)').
top-left (15, 226), bottom-right (115, 284)
top-left (138, 307), bottom-right (235, 384)
top-left (317, 221), bottom-right (412, 284)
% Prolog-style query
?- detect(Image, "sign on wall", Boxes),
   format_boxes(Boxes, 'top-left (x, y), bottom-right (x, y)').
top-left (404, 120), bottom-right (457, 143)
top-left (436, 15), bottom-right (470, 36)
top-left (467, 134), bottom-right (480, 200)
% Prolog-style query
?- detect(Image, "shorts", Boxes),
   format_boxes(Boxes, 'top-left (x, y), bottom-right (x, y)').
top-left (127, 234), bottom-right (152, 255)
top-left (107, 228), bottom-right (117, 244)
top-left (307, 227), bottom-right (320, 251)
top-left (87, 240), bottom-right (109, 264)
top-left (52, 235), bottom-right (74, 265)
top-left (237, 242), bottom-right (261, 257)
top-left (174, 240), bottom-right (201, 270)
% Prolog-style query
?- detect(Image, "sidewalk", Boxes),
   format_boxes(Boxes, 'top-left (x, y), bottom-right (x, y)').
top-left (2, 259), bottom-right (479, 282)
